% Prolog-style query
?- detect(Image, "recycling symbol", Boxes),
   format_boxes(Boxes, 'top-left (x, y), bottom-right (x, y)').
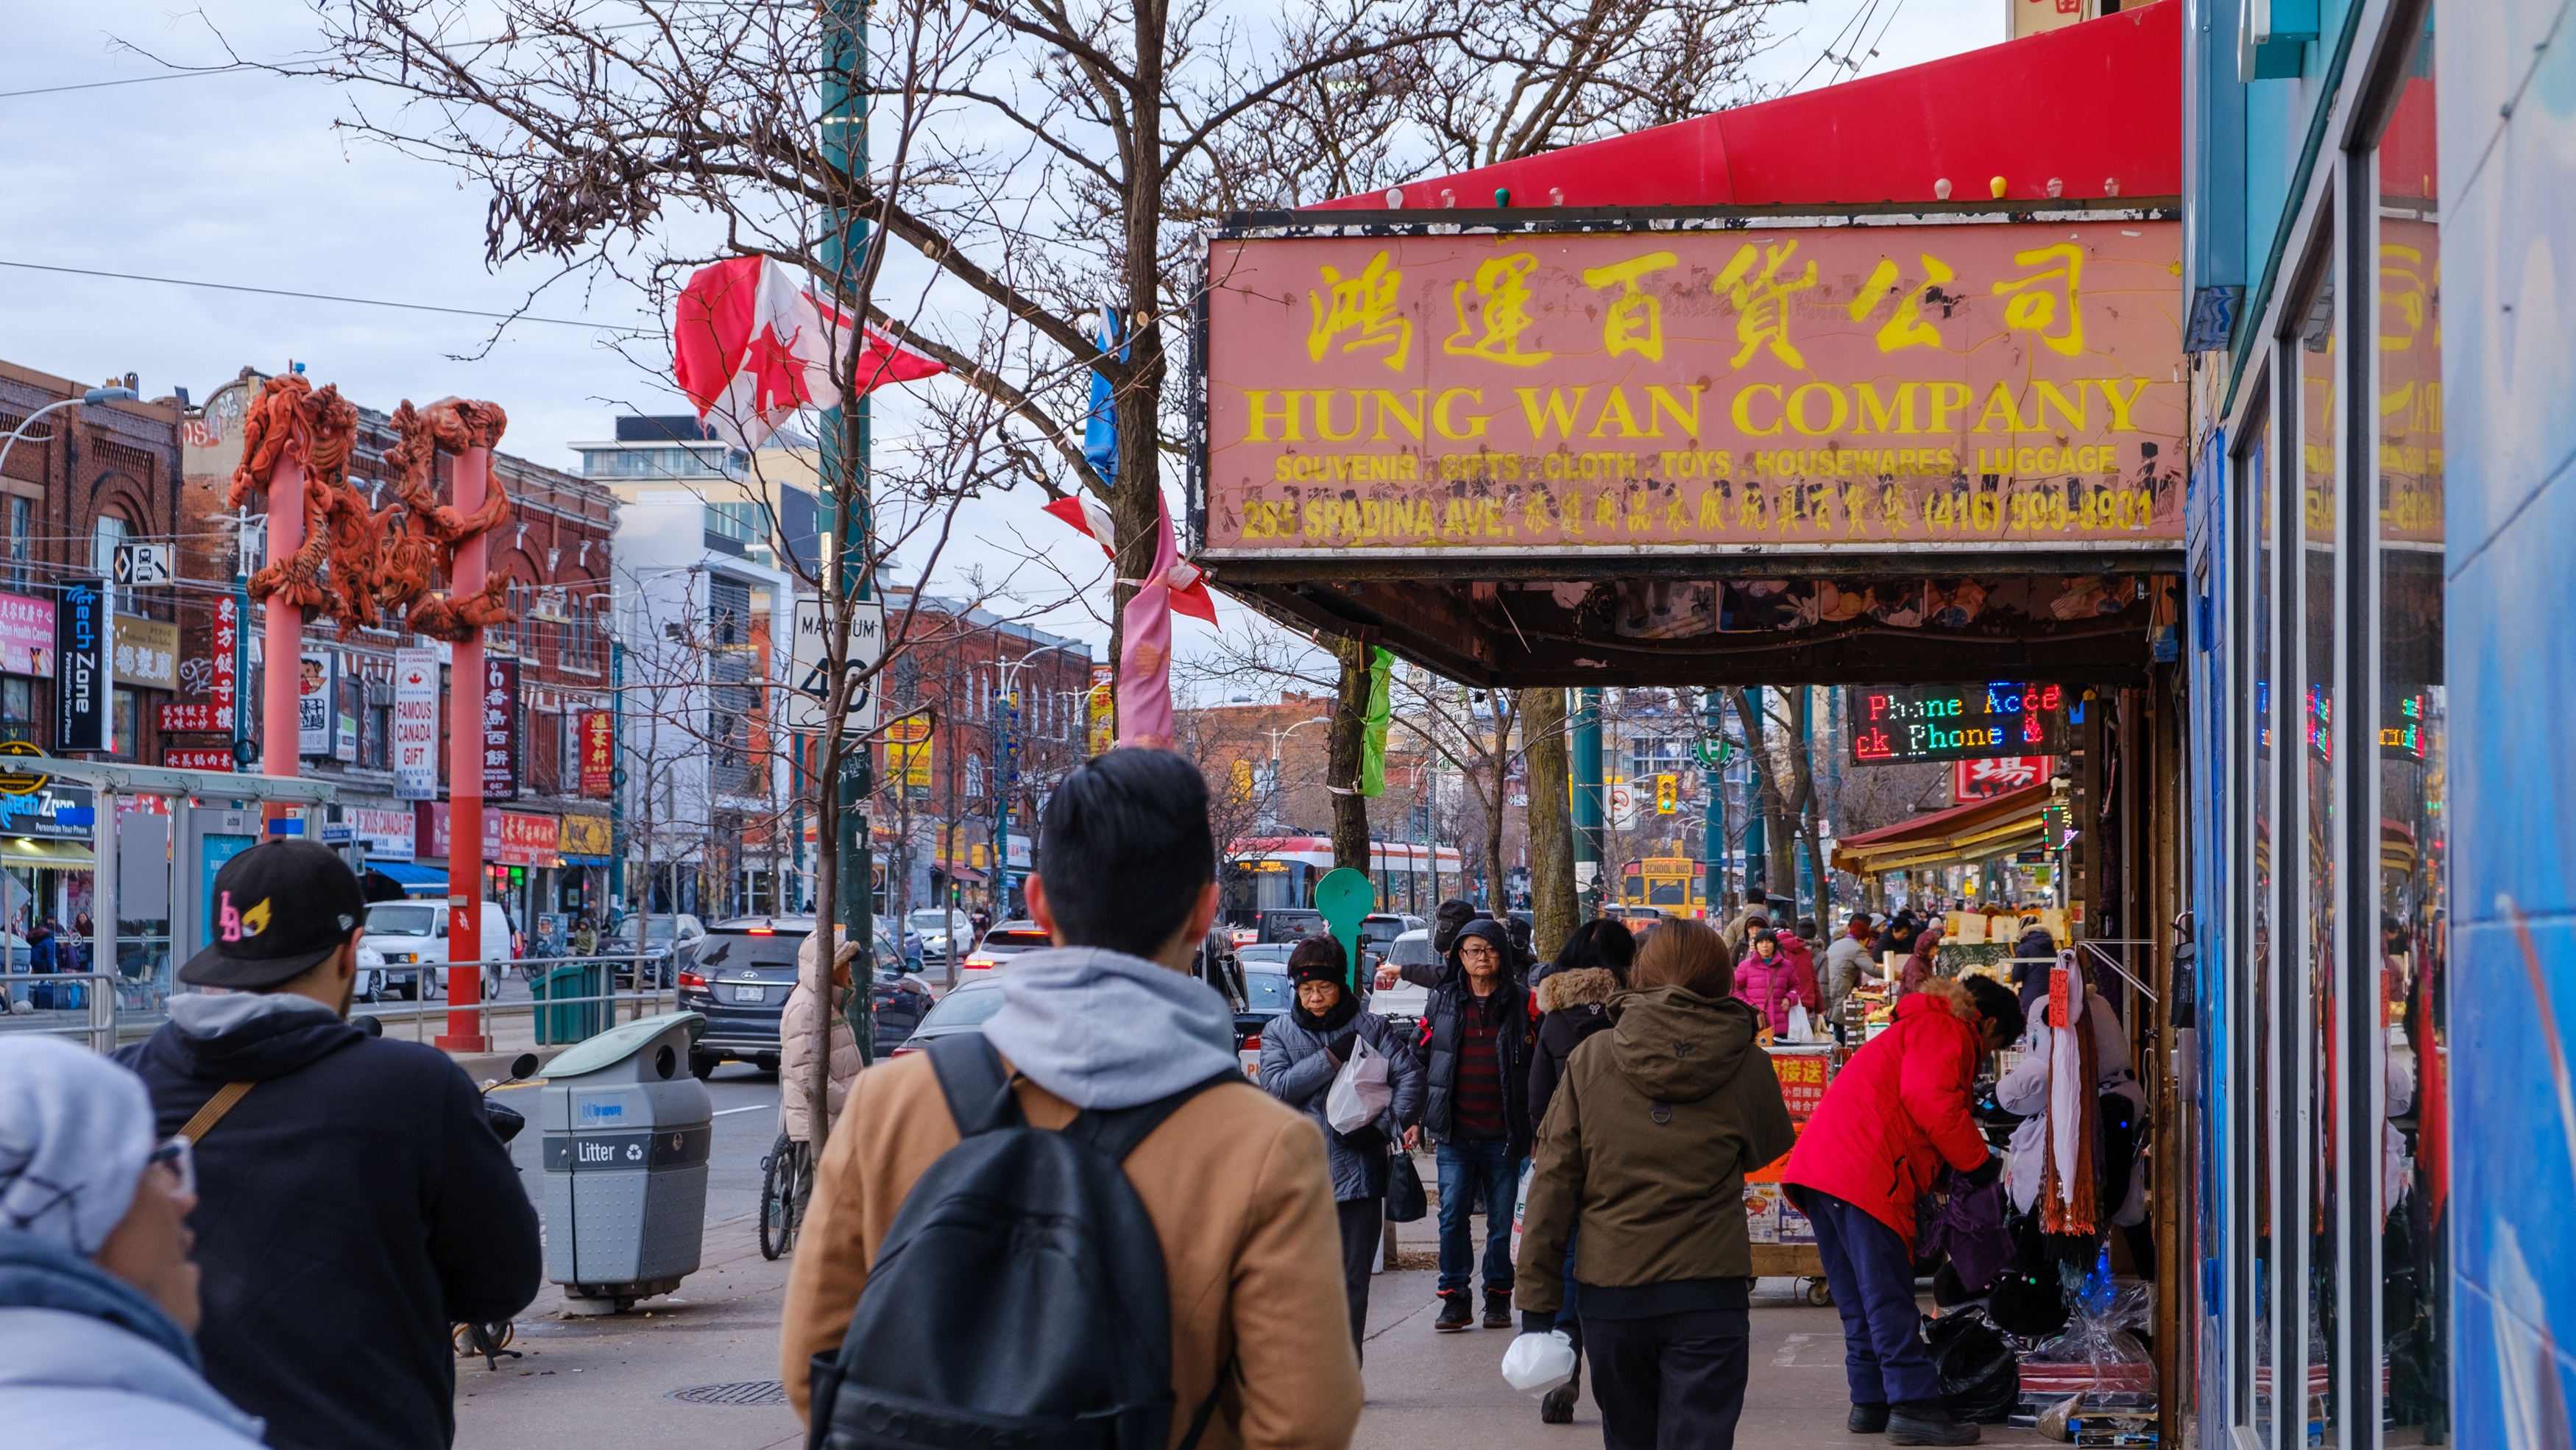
top-left (626, 1143), bottom-right (645, 1162)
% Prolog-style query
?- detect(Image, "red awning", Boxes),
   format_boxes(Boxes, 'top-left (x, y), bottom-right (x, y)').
top-left (1309, 4), bottom-right (2179, 213)
top-left (1831, 781), bottom-right (2054, 875)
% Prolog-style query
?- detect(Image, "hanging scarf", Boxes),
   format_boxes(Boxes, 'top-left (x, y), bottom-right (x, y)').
top-left (2040, 951), bottom-right (2100, 1236)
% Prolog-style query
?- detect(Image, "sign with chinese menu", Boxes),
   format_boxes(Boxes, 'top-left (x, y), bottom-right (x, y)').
top-left (297, 652), bottom-right (334, 757)
top-left (1847, 683), bottom-right (2079, 765)
top-left (159, 701), bottom-right (227, 733)
top-left (163, 747), bottom-right (237, 771)
top-left (210, 593), bottom-right (238, 732)
top-left (482, 659), bottom-right (518, 800)
top-left (1200, 221), bottom-right (2184, 558)
top-left (393, 648), bottom-right (439, 801)
top-left (579, 710), bottom-right (614, 797)
top-left (1953, 755), bottom-right (2053, 801)
top-left (56, 579), bottom-right (109, 751)
top-left (0, 592), bottom-right (54, 676)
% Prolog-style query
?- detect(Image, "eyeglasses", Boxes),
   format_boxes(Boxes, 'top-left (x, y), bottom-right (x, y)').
top-left (148, 1135), bottom-right (197, 1198)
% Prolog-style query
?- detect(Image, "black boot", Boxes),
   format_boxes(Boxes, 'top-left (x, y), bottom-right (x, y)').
top-left (1848, 1403), bottom-right (1890, 1434)
top-left (1483, 1290), bottom-right (1515, 1329)
top-left (1434, 1290), bottom-right (1473, 1332)
top-left (1886, 1402), bottom-right (1980, 1446)
top-left (1540, 1358), bottom-right (1582, 1424)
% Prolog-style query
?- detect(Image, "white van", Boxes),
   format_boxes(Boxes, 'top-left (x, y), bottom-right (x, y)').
top-left (355, 899), bottom-right (515, 1002)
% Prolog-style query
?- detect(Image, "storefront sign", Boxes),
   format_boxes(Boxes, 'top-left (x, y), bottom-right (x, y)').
top-left (1953, 755), bottom-right (2052, 801)
top-left (0, 780), bottom-right (96, 840)
top-left (1848, 683), bottom-right (2079, 765)
top-left (482, 659), bottom-right (518, 801)
top-left (55, 579), bottom-right (109, 751)
top-left (113, 616), bottom-right (179, 690)
top-left (578, 710), bottom-right (614, 797)
top-left (350, 806), bottom-right (415, 861)
top-left (392, 648), bottom-right (439, 801)
top-left (0, 593), bottom-right (54, 676)
top-left (1201, 222), bottom-right (2186, 557)
top-left (500, 810), bottom-right (557, 867)
top-left (1086, 663), bottom-right (1114, 756)
top-left (297, 652), bottom-right (334, 757)
top-left (163, 747), bottom-right (236, 771)
top-left (159, 701), bottom-right (227, 733)
top-left (210, 593), bottom-right (238, 732)
top-left (559, 813), bottom-right (612, 862)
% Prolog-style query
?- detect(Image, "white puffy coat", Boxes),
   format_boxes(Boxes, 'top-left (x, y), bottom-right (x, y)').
top-left (0, 1306), bottom-right (266, 1449)
top-left (777, 929), bottom-right (863, 1144)
top-left (1996, 989), bottom-right (2148, 1226)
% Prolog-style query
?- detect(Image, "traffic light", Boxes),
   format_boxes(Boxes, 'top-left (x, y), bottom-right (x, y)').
top-left (1655, 774), bottom-right (1679, 813)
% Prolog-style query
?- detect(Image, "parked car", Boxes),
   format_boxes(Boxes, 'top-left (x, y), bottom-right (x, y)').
top-left (1254, 908), bottom-right (1324, 944)
top-left (607, 912), bottom-right (707, 987)
top-left (869, 965), bottom-right (935, 1058)
top-left (1368, 927), bottom-right (1437, 1024)
top-left (958, 921), bottom-right (1050, 975)
top-left (1234, 966), bottom-right (1295, 1080)
top-left (354, 899), bottom-right (512, 1002)
top-left (677, 916), bottom-right (813, 1077)
top-left (889, 976), bottom-right (1010, 1055)
top-left (906, 907), bottom-right (966, 964)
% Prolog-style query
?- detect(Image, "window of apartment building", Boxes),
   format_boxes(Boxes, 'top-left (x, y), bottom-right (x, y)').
top-left (7, 496), bottom-right (27, 591)
top-left (964, 753), bottom-right (985, 800)
top-left (709, 651), bottom-right (754, 796)
top-left (93, 514), bottom-right (130, 610)
top-left (708, 576), bottom-right (751, 648)
top-left (363, 691), bottom-right (390, 771)
top-left (705, 501), bottom-right (765, 551)
top-left (111, 688), bottom-right (138, 760)
top-left (561, 606), bottom-right (606, 674)
top-left (0, 677), bottom-right (32, 745)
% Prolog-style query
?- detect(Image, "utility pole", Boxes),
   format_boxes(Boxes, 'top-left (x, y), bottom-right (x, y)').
top-left (1702, 688), bottom-right (1725, 917)
top-left (820, 0), bottom-right (873, 965)
top-left (1572, 687), bottom-right (1603, 914)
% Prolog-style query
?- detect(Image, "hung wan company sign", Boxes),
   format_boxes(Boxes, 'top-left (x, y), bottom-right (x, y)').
top-left (1200, 222), bottom-right (2185, 556)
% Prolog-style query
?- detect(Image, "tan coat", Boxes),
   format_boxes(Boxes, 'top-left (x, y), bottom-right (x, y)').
top-left (776, 930), bottom-right (862, 1144)
top-left (779, 1050), bottom-right (1365, 1450)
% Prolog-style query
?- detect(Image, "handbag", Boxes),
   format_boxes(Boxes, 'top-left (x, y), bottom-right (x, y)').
top-left (1386, 1150), bottom-right (1428, 1223)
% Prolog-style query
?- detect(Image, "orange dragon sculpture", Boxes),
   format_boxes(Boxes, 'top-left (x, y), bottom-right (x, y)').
top-left (228, 375), bottom-right (515, 645)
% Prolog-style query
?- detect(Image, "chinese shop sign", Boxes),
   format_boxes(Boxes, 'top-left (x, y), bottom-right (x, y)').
top-left (579, 710), bottom-right (615, 797)
top-left (1201, 222), bottom-right (2184, 556)
top-left (393, 648), bottom-right (439, 801)
top-left (483, 659), bottom-right (518, 801)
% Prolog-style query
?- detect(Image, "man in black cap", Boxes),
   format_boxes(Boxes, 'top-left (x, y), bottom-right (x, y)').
top-left (116, 839), bottom-right (539, 1450)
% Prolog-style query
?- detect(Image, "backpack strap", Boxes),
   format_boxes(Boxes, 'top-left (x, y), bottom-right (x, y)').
top-left (926, 1034), bottom-right (1025, 1138)
top-left (1064, 1068), bottom-right (1244, 1163)
top-left (179, 1081), bottom-right (255, 1144)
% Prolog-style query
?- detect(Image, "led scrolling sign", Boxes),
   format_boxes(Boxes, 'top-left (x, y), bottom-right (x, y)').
top-left (1848, 682), bottom-right (2083, 765)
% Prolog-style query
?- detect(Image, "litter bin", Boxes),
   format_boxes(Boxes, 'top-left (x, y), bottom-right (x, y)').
top-left (538, 1011), bottom-right (712, 1314)
top-left (533, 958), bottom-right (607, 1044)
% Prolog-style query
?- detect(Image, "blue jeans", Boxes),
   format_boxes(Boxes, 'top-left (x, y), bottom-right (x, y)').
top-left (1435, 1138), bottom-right (1524, 1297)
top-left (1803, 1187), bottom-right (1941, 1408)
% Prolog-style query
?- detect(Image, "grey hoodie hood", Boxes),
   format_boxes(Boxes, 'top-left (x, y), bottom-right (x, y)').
top-left (981, 947), bottom-right (1241, 1110)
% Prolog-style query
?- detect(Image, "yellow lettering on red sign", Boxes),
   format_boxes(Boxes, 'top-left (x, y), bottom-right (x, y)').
top-left (1306, 251), bottom-right (1411, 369)
top-left (1582, 251), bottom-right (1679, 361)
top-left (1992, 243), bottom-right (2086, 357)
top-left (1445, 253), bottom-right (1551, 367)
top-left (1716, 241), bottom-right (1819, 371)
top-left (1847, 253), bottom-right (1959, 353)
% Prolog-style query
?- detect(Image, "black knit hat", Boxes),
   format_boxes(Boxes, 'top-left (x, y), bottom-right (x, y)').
top-left (1287, 934), bottom-right (1348, 988)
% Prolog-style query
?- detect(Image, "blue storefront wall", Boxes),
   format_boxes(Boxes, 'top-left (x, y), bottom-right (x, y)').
top-left (2439, 1), bottom-right (2576, 1444)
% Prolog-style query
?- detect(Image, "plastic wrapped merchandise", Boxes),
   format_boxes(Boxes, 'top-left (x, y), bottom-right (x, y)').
top-left (2018, 1255), bottom-right (2158, 1412)
top-left (1501, 1330), bottom-right (1579, 1396)
top-left (1925, 1308), bottom-right (2020, 1424)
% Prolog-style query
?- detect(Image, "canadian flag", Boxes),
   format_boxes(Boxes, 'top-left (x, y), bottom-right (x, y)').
top-left (1041, 495), bottom-right (1219, 626)
top-left (672, 256), bottom-right (944, 450)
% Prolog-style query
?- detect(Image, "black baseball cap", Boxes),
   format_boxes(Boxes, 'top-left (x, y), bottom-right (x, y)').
top-left (180, 839), bottom-right (368, 989)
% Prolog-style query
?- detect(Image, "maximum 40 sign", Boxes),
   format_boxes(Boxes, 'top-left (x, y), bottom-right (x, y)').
top-left (790, 598), bottom-right (885, 735)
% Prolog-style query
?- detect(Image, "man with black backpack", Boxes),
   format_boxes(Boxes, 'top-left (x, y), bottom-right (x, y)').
top-left (782, 749), bottom-right (1365, 1449)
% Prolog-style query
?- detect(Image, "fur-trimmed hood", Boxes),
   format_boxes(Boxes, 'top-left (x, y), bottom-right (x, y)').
top-left (1538, 966), bottom-right (1621, 1014)
top-left (1917, 974), bottom-right (1978, 1020)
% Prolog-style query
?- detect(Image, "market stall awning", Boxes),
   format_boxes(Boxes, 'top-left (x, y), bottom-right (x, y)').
top-left (0, 839), bottom-right (96, 867)
top-left (1831, 782), bottom-right (2052, 877)
top-left (365, 860), bottom-right (452, 894)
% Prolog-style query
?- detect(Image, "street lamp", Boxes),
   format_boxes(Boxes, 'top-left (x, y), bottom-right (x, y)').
top-left (990, 640), bottom-right (1083, 917)
top-left (0, 387), bottom-right (137, 481)
top-left (1262, 715), bottom-right (1333, 820)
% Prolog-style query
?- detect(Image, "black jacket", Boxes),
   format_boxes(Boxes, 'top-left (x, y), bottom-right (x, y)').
top-left (1410, 921), bottom-right (1535, 1153)
top-left (118, 1000), bottom-right (541, 1450)
top-left (1528, 965), bottom-right (1621, 1131)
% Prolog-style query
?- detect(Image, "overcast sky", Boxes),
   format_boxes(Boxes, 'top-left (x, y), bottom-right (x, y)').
top-left (1, 0), bottom-right (1999, 668)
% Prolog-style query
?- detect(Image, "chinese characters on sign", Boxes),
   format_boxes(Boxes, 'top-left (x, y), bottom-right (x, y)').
top-left (483, 659), bottom-right (519, 801)
top-left (0, 593), bottom-right (55, 676)
top-left (579, 711), bottom-right (614, 798)
top-left (1772, 1051), bottom-right (1830, 1122)
top-left (392, 648), bottom-right (439, 802)
top-left (1203, 224), bottom-right (2185, 555)
top-left (158, 702), bottom-right (227, 734)
top-left (211, 593), bottom-right (238, 733)
top-left (1953, 754), bottom-right (2053, 802)
top-left (163, 748), bottom-right (236, 771)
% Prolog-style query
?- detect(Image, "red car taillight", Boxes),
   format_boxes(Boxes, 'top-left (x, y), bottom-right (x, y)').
top-left (1242, 1033), bottom-right (1260, 1051)
top-left (679, 971), bottom-right (707, 991)
top-left (890, 1045), bottom-right (918, 1056)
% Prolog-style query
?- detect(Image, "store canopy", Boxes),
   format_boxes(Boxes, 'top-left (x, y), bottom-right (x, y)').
top-left (1308, 3), bottom-right (2179, 213)
top-left (0, 839), bottom-right (94, 867)
top-left (365, 860), bottom-right (451, 894)
top-left (1831, 782), bottom-right (2053, 877)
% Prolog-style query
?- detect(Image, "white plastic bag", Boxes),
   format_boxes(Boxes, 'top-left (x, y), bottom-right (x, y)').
top-left (1325, 1033), bottom-right (1393, 1133)
top-left (1786, 1002), bottom-right (1813, 1043)
top-left (1501, 1330), bottom-right (1578, 1396)
top-left (1509, 1158), bottom-right (1535, 1259)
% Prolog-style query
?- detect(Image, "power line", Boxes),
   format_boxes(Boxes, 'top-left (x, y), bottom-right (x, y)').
top-left (0, 261), bottom-right (647, 333)
top-left (0, 66), bottom-right (254, 101)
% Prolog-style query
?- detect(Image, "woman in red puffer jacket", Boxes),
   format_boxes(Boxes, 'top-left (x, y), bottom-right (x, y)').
top-left (1731, 929), bottom-right (1816, 1037)
top-left (1782, 975), bottom-right (2024, 1446)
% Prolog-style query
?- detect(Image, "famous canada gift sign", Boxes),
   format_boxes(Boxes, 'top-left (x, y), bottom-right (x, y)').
top-left (1199, 221), bottom-right (2185, 556)
top-left (393, 648), bottom-right (439, 801)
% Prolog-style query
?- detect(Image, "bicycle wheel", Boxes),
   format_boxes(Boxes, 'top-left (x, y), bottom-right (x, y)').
top-left (776, 1139), bottom-right (814, 1256)
top-left (759, 1132), bottom-right (794, 1261)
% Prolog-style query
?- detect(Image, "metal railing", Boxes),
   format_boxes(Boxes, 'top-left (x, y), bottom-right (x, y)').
top-left (353, 952), bottom-right (684, 1048)
top-left (0, 972), bottom-right (122, 1052)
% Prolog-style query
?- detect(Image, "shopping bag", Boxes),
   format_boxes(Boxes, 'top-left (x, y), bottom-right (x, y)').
top-left (1500, 1330), bottom-right (1578, 1396)
top-left (1508, 1158), bottom-right (1535, 1260)
top-left (1386, 1150), bottom-right (1428, 1223)
top-left (1786, 1002), bottom-right (1813, 1043)
top-left (1325, 1034), bottom-right (1394, 1133)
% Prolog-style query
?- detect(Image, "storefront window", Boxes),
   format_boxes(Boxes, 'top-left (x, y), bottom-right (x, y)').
top-left (2295, 244), bottom-right (2342, 1447)
top-left (2374, 11), bottom-right (2446, 1440)
top-left (111, 689), bottom-right (138, 761)
top-left (93, 515), bottom-right (129, 612)
top-left (1, 676), bottom-right (32, 745)
top-left (7, 496), bottom-right (28, 590)
top-left (2242, 406), bottom-right (2277, 1441)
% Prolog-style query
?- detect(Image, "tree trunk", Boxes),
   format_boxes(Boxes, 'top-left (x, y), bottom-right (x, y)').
top-left (1729, 687), bottom-right (1792, 903)
top-left (1479, 696), bottom-right (1515, 916)
top-left (1522, 688), bottom-right (1577, 961)
top-left (1325, 635), bottom-right (1371, 873)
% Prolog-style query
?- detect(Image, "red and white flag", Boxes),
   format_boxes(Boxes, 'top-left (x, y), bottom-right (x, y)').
top-left (1041, 495), bottom-right (1220, 626)
top-left (673, 256), bottom-right (944, 450)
